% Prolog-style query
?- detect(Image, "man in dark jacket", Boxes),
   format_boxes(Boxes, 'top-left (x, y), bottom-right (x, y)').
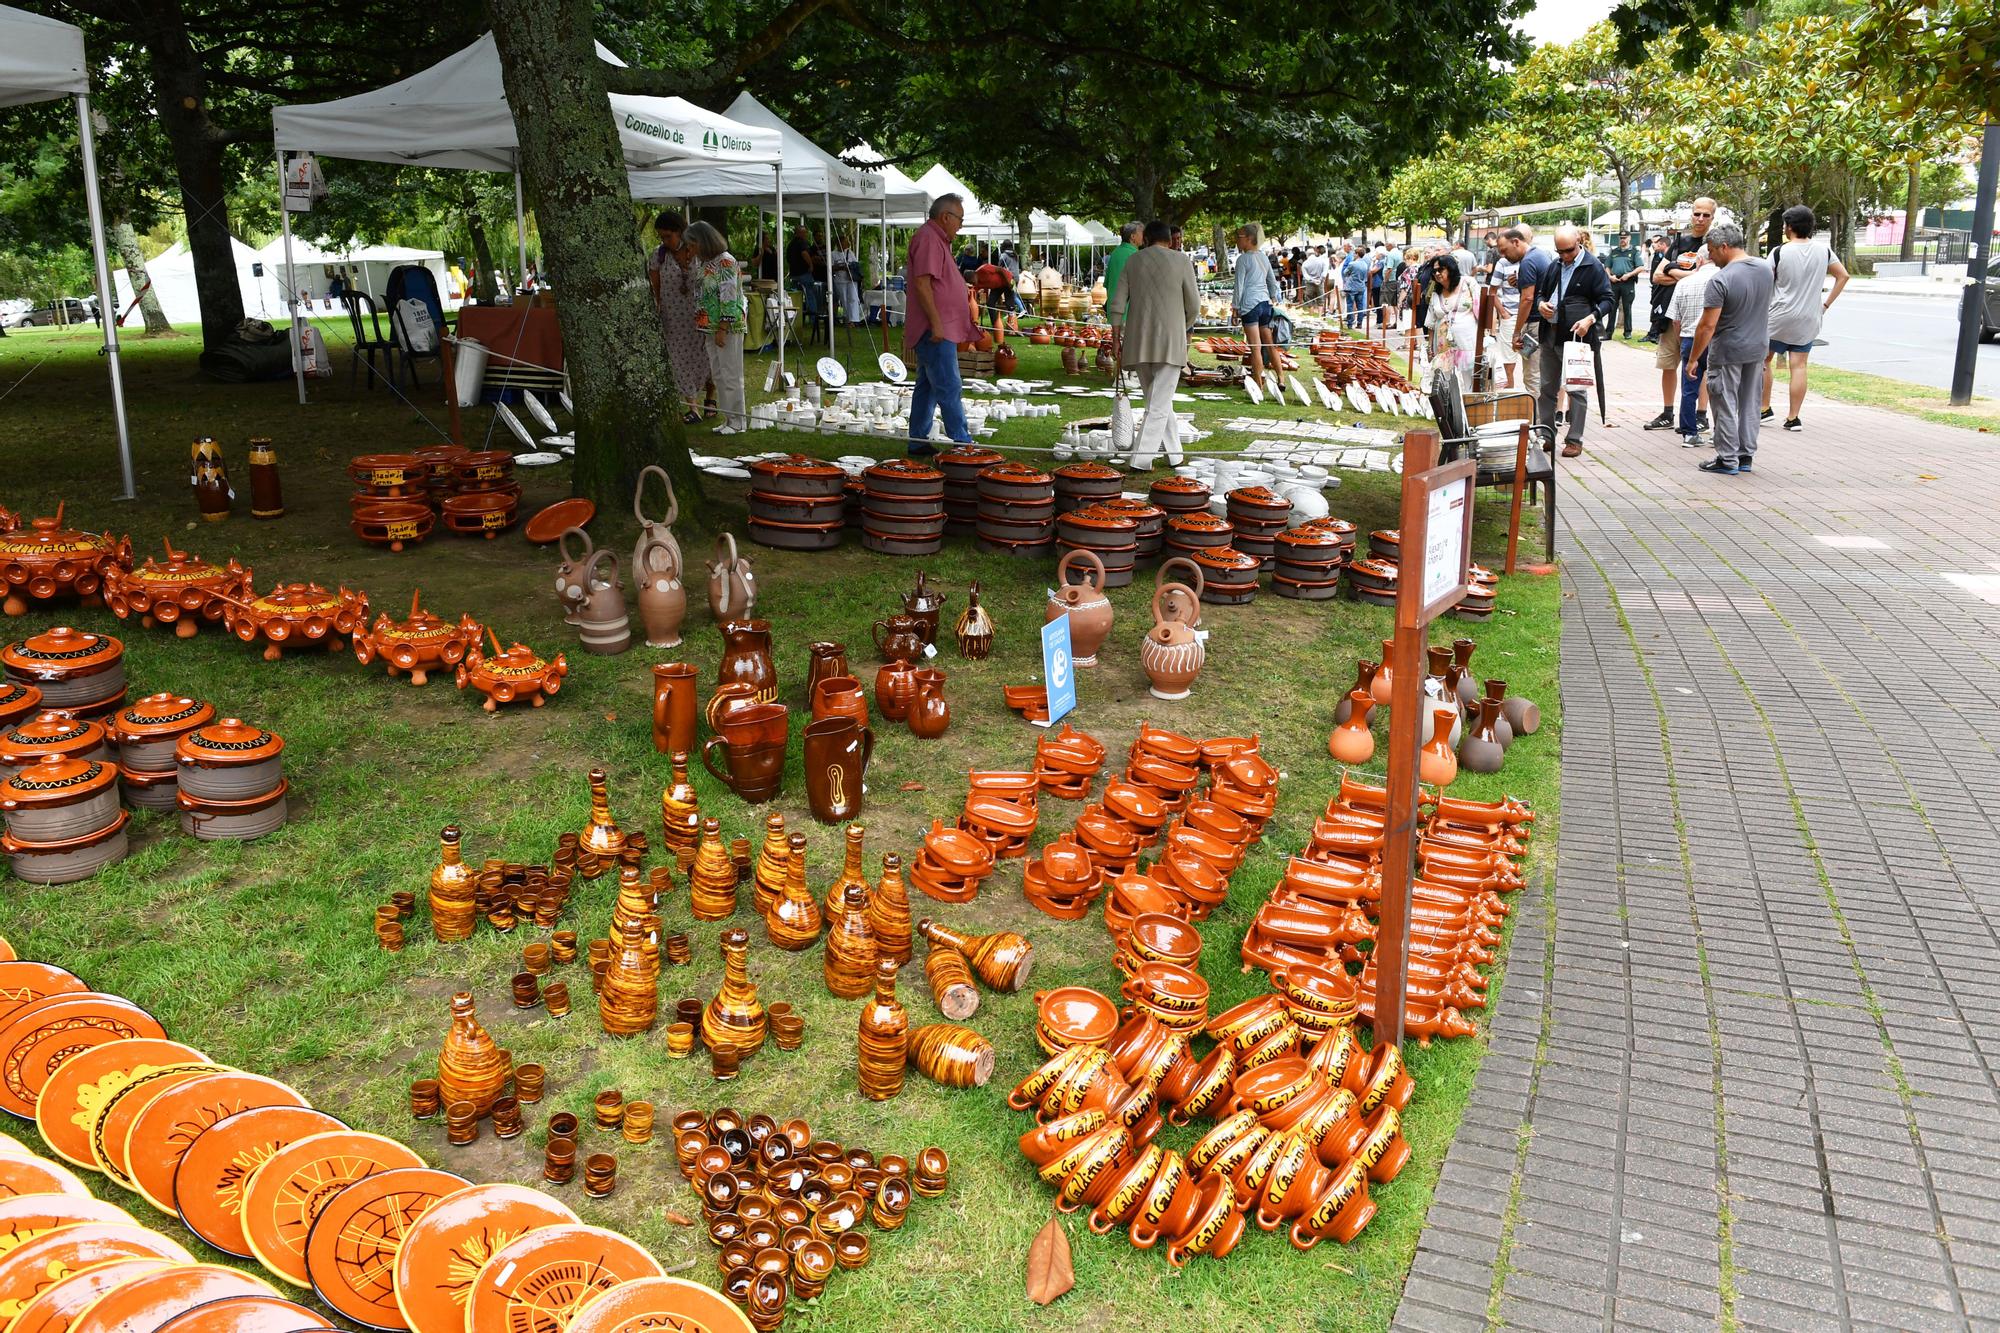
top-left (1530, 224), bottom-right (1614, 457)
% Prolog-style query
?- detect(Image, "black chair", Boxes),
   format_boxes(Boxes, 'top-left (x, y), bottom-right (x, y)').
top-left (385, 264), bottom-right (447, 388)
top-left (793, 276), bottom-right (827, 347)
top-left (343, 294), bottom-right (397, 391)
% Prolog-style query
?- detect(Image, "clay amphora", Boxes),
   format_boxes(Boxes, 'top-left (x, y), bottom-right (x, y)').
top-left (1458, 698), bottom-right (1506, 774)
top-left (811, 675), bottom-right (869, 729)
top-left (1141, 582), bottom-right (1205, 701)
top-left (632, 463), bottom-right (683, 593)
top-left (805, 642), bottom-right (850, 703)
top-left (858, 958), bottom-right (910, 1101)
top-left (918, 918), bottom-right (1033, 991)
top-left (1333, 662), bottom-right (1376, 725)
top-left (874, 659), bottom-right (918, 722)
top-left (436, 991), bottom-right (510, 1116)
top-left (634, 536), bottom-right (685, 649)
top-left (954, 582), bottom-right (994, 660)
top-left (1047, 549), bottom-right (1113, 667)
top-left (869, 853), bottom-right (914, 965)
top-left (1418, 707), bottom-right (1459, 786)
top-left (767, 831), bottom-right (823, 950)
top-left (902, 571), bottom-right (945, 646)
top-left (1327, 692), bottom-right (1375, 765)
top-left (803, 716), bottom-right (873, 824)
top-left (707, 532), bottom-right (755, 621)
top-left (824, 883), bottom-right (878, 998)
top-left (1481, 679), bottom-right (1515, 749)
top-left (652, 662), bottom-right (699, 754)
top-left (717, 619), bottom-right (777, 704)
top-left (871, 614), bottom-right (926, 664)
top-left (906, 668), bottom-right (950, 739)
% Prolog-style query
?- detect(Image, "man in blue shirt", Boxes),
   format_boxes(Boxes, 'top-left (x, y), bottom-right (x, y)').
top-left (1341, 246), bottom-right (1368, 329)
top-left (1499, 228), bottom-right (1551, 396)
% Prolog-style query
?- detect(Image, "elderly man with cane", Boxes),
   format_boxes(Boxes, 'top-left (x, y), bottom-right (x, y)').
top-left (1109, 220), bottom-right (1201, 469)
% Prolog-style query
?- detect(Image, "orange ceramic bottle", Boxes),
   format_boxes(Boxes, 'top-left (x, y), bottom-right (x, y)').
top-left (824, 882), bottom-right (878, 998)
top-left (868, 853), bottom-right (913, 966)
top-left (660, 752), bottom-right (700, 853)
top-left (823, 823), bottom-right (871, 917)
top-left (689, 816), bottom-right (737, 920)
top-left (436, 991), bottom-right (510, 1115)
top-left (753, 811), bottom-right (788, 918)
top-left (857, 958), bottom-right (909, 1101)
top-left (767, 832), bottom-right (823, 950)
top-left (918, 918), bottom-right (1034, 992)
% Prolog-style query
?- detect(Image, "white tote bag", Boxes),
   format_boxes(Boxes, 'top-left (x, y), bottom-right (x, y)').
top-left (1110, 373), bottom-right (1136, 454)
top-left (1562, 340), bottom-right (1595, 392)
top-left (396, 299), bottom-right (439, 353)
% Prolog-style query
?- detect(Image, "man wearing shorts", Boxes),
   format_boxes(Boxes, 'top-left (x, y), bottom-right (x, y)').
top-left (1761, 204), bottom-right (1849, 432)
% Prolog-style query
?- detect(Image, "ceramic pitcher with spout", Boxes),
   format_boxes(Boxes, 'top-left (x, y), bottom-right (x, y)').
top-left (708, 532), bottom-right (756, 621)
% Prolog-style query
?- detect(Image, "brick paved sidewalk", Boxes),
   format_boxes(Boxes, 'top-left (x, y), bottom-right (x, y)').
top-left (1392, 341), bottom-right (2000, 1333)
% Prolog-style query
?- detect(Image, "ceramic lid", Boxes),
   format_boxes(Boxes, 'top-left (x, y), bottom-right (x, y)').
top-left (245, 582), bottom-right (342, 616)
top-left (0, 683), bottom-right (40, 727)
top-left (348, 453), bottom-right (423, 482)
top-left (748, 454), bottom-right (844, 482)
top-left (0, 513), bottom-right (113, 558)
top-left (1346, 558), bottom-right (1399, 582)
top-left (1370, 528), bottom-right (1401, 545)
top-left (1167, 513), bottom-right (1233, 535)
top-left (1096, 497), bottom-right (1163, 520)
top-left (1149, 476), bottom-right (1210, 496)
top-left (3, 626), bottom-right (123, 677)
top-left (113, 693), bottom-right (215, 742)
top-left (440, 490), bottom-right (516, 515)
top-left (1299, 517), bottom-right (1357, 536)
top-left (1054, 462), bottom-right (1122, 481)
top-left (1276, 526), bottom-right (1347, 552)
top-left (864, 459), bottom-right (944, 484)
top-left (176, 718), bottom-right (284, 766)
top-left (1059, 507), bottom-right (1137, 533)
top-left (1227, 486), bottom-right (1292, 511)
top-left (978, 461), bottom-right (1053, 486)
top-left (477, 643), bottom-right (555, 676)
top-left (938, 445), bottom-right (1005, 467)
top-left (1190, 546), bottom-right (1260, 573)
top-left (1, 755), bottom-right (117, 808)
top-left (1, 711), bottom-right (102, 760)
top-left (413, 444), bottom-right (469, 465)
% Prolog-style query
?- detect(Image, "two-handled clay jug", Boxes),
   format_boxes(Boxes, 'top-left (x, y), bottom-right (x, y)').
top-left (632, 463), bottom-right (682, 586)
top-left (1141, 582), bottom-right (1204, 701)
top-left (872, 614), bottom-right (926, 665)
top-left (1047, 549), bottom-right (1113, 667)
top-left (708, 532), bottom-right (756, 621)
top-left (635, 536), bottom-right (685, 650)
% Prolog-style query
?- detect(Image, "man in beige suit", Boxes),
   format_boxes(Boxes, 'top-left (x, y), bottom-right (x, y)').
top-left (1107, 219), bottom-right (1201, 468)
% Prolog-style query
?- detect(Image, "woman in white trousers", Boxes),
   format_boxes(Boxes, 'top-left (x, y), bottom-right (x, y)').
top-left (687, 221), bottom-right (748, 434)
top-left (1105, 220), bottom-right (1202, 467)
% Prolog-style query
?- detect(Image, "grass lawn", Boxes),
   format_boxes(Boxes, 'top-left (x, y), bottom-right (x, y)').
top-left (0, 319), bottom-right (1558, 1331)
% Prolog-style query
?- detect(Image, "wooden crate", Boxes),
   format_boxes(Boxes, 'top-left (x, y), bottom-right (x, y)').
top-left (957, 348), bottom-right (997, 377)
top-left (1464, 389), bottom-right (1534, 428)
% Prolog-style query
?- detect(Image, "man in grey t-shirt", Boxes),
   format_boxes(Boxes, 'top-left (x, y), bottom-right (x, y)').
top-left (1685, 221), bottom-right (1774, 475)
top-left (1760, 204), bottom-right (1848, 432)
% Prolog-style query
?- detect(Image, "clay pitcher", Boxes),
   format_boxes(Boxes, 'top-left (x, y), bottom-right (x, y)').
top-left (805, 642), bottom-right (850, 703)
top-left (875, 659), bottom-right (918, 722)
top-left (652, 662), bottom-right (699, 754)
top-left (1047, 549), bottom-right (1113, 667)
top-left (1328, 691), bottom-right (1375, 765)
top-left (906, 668), bottom-right (950, 739)
top-left (902, 571), bottom-right (945, 646)
top-left (1141, 582), bottom-right (1205, 701)
top-left (632, 463), bottom-right (683, 591)
top-left (1481, 679), bottom-right (1515, 749)
top-left (572, 548), bottom-right (631, 655)
top-left (553, 527), bottom-right (596, 623)
top-left (635, 534), bottom-right (686, 649)
top-left (811, 674), bottom-right (868, 728)
top-left (1458, 698), bottom-right (1506, 775)
top-left (871, 614), bottom-right (925, 665)
top-left (707, 532), bottom-right (756, 621)
top-left (803, 715), bottom-right (874, 824)
top-left (717, 619), bottom-right (777, 705)
top-left (701, 702), bottom-right (788, 804)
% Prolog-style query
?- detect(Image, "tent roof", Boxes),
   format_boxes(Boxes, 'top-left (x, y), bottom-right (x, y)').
top-left (844, 142), bottom-right (931, 212)
top-left (889, 164), bottom-right (1009, 233)
top-left (628, 94), bottom-right (925, 214)
top-left (0, 4), bottom-right (87, 108)
top-left (257, 236), bottom-right (444, 264)
top-left (1055, 215), bottom-right (1097, 245)
top-left (271, 33), bottom-right (780, 173)
top-left (1082, 219), bottom-right (1117, 244)
top-left (149, 237), bottom-right (266, 275)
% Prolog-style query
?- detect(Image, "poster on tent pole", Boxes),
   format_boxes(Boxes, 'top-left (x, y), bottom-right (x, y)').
top-left (283, 154), bottom-right (326, 214)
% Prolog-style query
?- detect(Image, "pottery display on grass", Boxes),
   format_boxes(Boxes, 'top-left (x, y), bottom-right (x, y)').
top-left (906, 668), bottom-right (950, 739)
top-left (102, 541), bottom-right (250, 637)
top-left (1142, 582), bottom-right (1206, 701)
top-left (352, 589), bottom-right (482, 686)
top-left (0, 504), bottom-right (129, 618)
top-left (220, 579), bottom-right (369, 661)
top-left (709, 532), bottom-right (757, 620)
top-left (803, 715), bottom-right (873, 824)
top-left (1, 626), bottom-right (125, 715)
top-left (455, 627), bottom-right (568, 710)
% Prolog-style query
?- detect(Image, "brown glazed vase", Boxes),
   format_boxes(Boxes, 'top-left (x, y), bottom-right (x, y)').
top-left (717, 619), bottom-right (777, 705)
top-left (803, 716), bottom-right (873, 825)
top-left (811, 675), bottom-right (869, 729)
top-left (1458, 698), bottom-right (1506, 774)
top-left (805, 642), bottom-right (850, 703)
top-left (652, 662), bottom-right (699, 755)
top-left (906, 668), bottom-right (950, 739)
top-left (823, 883), bottom-right (879, 999)
top-left (869, 854), bottom-right (914, 965)
top-left (767, 832), bottom-right (824, 950)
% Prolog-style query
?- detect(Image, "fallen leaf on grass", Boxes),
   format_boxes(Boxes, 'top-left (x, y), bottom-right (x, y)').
top-left (605, 711), bottom-right (618, 722)
top-left (664, 1210), bottom-right (694, 1226)
top-left (900, 781), bottom-right (924, 792)
top-left (1026, 1212), bottom-right (1074, 1305)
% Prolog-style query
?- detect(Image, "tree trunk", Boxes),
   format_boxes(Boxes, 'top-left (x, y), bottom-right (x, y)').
top-left (460, 182), bottom-right (499, 304)
top-left (1901, 161), bottom-right (1921, 262)
top-left (133, 0), bottom-right (244, 351)
top-left (485, 0), bottom-right (697, 508)
top-left (1615, 166), bottom-right (1631, 235)
top-left (109, 214), bottom-right (173, 335)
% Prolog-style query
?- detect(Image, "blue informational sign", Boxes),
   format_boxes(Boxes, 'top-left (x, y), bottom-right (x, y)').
top-left (1041, 614), bottom-right (1076, 726)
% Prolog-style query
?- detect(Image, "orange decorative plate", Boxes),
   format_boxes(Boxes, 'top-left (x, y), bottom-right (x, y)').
top-left (90, 1063), bottom-right (225, 1188)
top-left (0, 1151), bottom-right (91, 1200)
top-left (66, 1263), bottom-right (276, 1333)
top-left (0, 994), bottom-right (165, 1119)
top-left (6, 1257), bottom-right (175, 1333)
top-left (35, 1038), bottom-right (210, 1172)
top-left (239, 1131), bottom-right (423, 1289)
top-left (152, 1294), bottom-right (338, 1331)
top-left (464, 1223), bottom-right (665, 1333)
top-left (176, 1105), bottom-right (348, 1258)
top-left (0, 962), bottom-right (86, 1029)
top-left (304, 1165), bottom-right (468, 1330)
top-left (392, 1184), bottom-right (577, 1333)
top-left (523, 499), bottom-right (596, 546)
top-left (0, 938), bottom-right (14, 962)
top-left (0, 1222), bottom-right (194, 1319)
top-left (122, 1072), bottom-right (306, 1216)
top-left (0, 1192), bottom-right (133, 1248)
top-left (568, 1276), bottom-right (756, 1333)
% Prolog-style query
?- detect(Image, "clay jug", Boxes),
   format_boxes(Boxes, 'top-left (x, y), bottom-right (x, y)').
top-left (1141, 582), bottom-right (1205, 701)
top-left (436, 991), bottom-right (510, 1116)
top-left (1481, 679), bottom-right (1515, 749)
top-left (579, 766), bottom-right (626, 865)
top-left (567, 548), bottom-right (631, 655)
top-left (954, 583), bottom-right (994, 660)
top-left (717, 619), bottom-right (777, 704)
top-left (869, 853), bottom-right (913, 965)
top-left (918, 918), bottom-right (1033, 991)
top-left (874, 659), bottom-right (918, 722)
top-left (703, 927), bottom-right (765, 1057)
top-left (631, 463), bottom-right (683, 591)
top-left (707, 532), bottom-right (756, 621)
top-left (803, 716), bottom-right (873, 824)
top-left (428, 825), bottom-right (477, 942)
top-left (553, 527), bottom-right (596, 622)
top-left (1370, 639), bottom-right (1395, 706)
top-left (906, 668), bottom-right (950, 739)
top-left (1047, 550), bottom-right (1113, 667)
top-left (767, 832), bottom-right (823, 950)
top-left (994, 344), bottom-right (1019, 376)
top-left (1458, 698), bottom-right (1506, 775)
top-left (824, 883), bottom-right (878, 999)
top-left (871, 614), bottom-right (925, 664)
top-left (652, 662), bottom-right (698, 755)
top-left (1328, 692), bottom-right (1375, 765)
top-left (634, 536), bottom-right (685, 649)
top-left (902, 571), bottom-right (945, 646)
top-left (1452, 639), bottom-right (1479, 708)
top-left (660, 751), bottom-right (700, 852)
top-left (805, 642), bottom-right (850, 702)
top-left (1334, 662), bottom-right (1377, 725)
top-left (857, 958), bottom-right (910, 1101)
top-left (1418, 707), bottom-right (1459, 786)
top-left (811, 674), bottom-right (869, 728)
top-left (1155, 557), bottom-right (1205, 628)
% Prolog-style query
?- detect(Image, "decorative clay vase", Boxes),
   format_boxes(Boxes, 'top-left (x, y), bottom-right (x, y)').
top-left (707, 532), bottom-right (756, 621)
top-left (906, 668), bottom-right (950, 739)
top-left (954, 583), bottom-right (994, 660)
top-left (634, 537), bottom-right (685, 649)
top-left (1417, 707), bottom-right (1459, 786)
top-left (857, 958), bottom-right (910, 1101)
top-left (1047, 550), bottom-right (1113, 668)
top-left (1328, 692), bottom-right (1375, 765)
top-left (1141, 583), bottom-right (1205, 701)
top-left (436, 991), bottom-right (511, 1116)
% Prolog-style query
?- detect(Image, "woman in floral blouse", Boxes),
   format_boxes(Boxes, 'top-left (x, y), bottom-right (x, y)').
top-left (686, 221), bottom-right (747, 435)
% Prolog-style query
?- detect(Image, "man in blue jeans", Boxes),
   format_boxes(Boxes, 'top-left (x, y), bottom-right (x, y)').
top-left (904, 194), bottom-right (976, 456)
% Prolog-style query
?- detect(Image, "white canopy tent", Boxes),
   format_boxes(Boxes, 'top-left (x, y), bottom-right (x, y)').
top-left (271, 34), bottom-right (784, 399)
top-left (0, 4), bottom-right (132, 497)
top-left (250, 236), bottom-right (456, 310)
top-left (110, 236), bottom-right (272, 329)
top-left (890, 164), bottom-right (1011, 237)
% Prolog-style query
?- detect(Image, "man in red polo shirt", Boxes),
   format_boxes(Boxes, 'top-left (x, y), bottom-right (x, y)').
top-left (904, 193), bottom-right (976, 457)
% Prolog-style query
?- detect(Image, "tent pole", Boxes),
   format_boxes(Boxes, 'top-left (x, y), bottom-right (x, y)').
top-left (513, 163), bottom-right (528, 292)
top-left (76, 93), bottom-right (134, 500)
top-left (880, 193), bottom-right (889, 354)
top-left (823, 191), bottom-right (837, 363)
top-left (276, 150), bottom-right (306, 407)
top-left (774, 167), bottom-right (786, 385)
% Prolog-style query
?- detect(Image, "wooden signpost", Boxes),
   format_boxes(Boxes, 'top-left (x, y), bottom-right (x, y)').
top-left (1374, 429), bottom-right (1474, 1051)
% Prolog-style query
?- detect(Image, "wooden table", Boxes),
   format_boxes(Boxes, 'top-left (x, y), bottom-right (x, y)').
top-left (443, 304), bottom-right (564, 445)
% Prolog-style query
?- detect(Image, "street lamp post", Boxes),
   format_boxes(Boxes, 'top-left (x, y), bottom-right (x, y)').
top-left (1950, 122), bottom-right (1998, 407)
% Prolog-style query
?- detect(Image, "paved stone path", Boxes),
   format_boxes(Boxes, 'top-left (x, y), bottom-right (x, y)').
top-left (1392, 341), bottom-right (2000, 1333)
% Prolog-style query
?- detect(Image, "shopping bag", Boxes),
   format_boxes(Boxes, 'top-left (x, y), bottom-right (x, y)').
top-left (396, 299), bottom-right (439, 353)
top-left (293, 323), bottom-right (332, 378)
top-left (1562, 340), bottom-right (1594, 392)
top-left (1110, 375), bottom-right (1136, 454)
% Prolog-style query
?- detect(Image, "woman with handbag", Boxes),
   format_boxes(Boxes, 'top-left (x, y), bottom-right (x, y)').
top-left (647, 211), bottom-right (714, 424)
top-left (687, 221), bottom-right (748, 435)
top-left (828, 230), bottom-right (866, 325)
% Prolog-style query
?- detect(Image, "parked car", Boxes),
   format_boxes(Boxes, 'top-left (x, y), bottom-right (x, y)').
top-left (0, 299), bottom-right (31, 328)
top-left (1982, 275), bottom-right (2000, 343)
top-left (19, 298), bottom-right (95, 327)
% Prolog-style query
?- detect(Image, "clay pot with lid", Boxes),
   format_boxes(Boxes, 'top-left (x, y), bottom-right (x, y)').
top-left (0, 711), bottom-right (109, 768)
top-left (1141, 582), bottom-right (1205, 702)
top-left (1, 753), bottom-right (121, 844)
top-left (0, 504), bottom-right (126, 618)
top-left (748, 454), bottom-right (845, 498)
top-left (3, 806), bottom-right (128, 883)
top-left (455, 628), bottom-right (568, 710)
top-left (352, 589), bottom-right (482, 686)
top-left (1046, 550), bottom-right (1114, 667)
top-left (2, 626), bottom-right (125, 712)
top-left (1190, 547), bottom-right (1261, 605)
top-left (937, 446), bottom-right (1005, 484)
top-left (180, 779), bottom-right (290, 841)
top-left (176, 717), bottom-right (284, 801)
top-left (1053, 461), bottom-right (1124, 510)
top-left (1147, 475), bottom-right (1211, 514)
top-left (102, 540), bottom-right (250, 637)
top-left (0, 682), bottom-right (39, 730)
top-left (221, 580), bottom-right (369, 660)
top-left (110, 693), bottom-right (214, 773)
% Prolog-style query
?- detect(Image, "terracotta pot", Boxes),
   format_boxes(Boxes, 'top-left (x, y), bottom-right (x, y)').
top-left (652, 662), bottom-right (699, 755)
top-left (803, 716), bottom-right (873, 825)
top-left (632, 462), bottom-right (684, 590)
top-left (906, 668), bottom-right (950, 739)
top-left (1141, 583), bottom-right (1204, 701)
top-left (1419, 707), bottom-right (1459, 786)
top-left (0, 504), bottom-right (126, 617)
top-left (352, 589), bottom-right (481, 687)
top-left (1289, 1157), bottom-right (1375, 1249)
top-left (1328, 691), bottom-right (1376, 764)
top-left (874, 660), bottom-right (918, 722)
top-left (1166, 1173), bottom-right (1245, 1267)
top-left (1046, 549), bottom-right (1113, 668)
top-left (707, 532), bottom-right (756, 620)
top-left (717, 619), bottom-right (778, 705)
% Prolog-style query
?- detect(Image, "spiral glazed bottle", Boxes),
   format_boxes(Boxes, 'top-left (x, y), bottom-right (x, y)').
top-left (660, 752), bottom-right (700, 853)
top-left (923, 941), bottom-right (980, 1021)
top-left (428, 825), bottom-right (476, 942)
top-left (578, 766), bottom-right (625, 870)
top-left (857, 958), bottom-right (909, 1101)
top-left (824, 882), bottom-right (878, 998)
top-left (599, 916), bottom-right (659, 1035)
top-left (917, 918), bottom-right (1034, 992)
top-left (689, 817), bottom-right (737, 920)
top-left (823, 823), bottom-right (871, 918)
top-left (752, 811), bottom-right (788, 918)
top-left (703, 927), bottom-right (766, 1057)
top-left (436, 991), bottom-right (510, 1115)
top-left (767, 832), bottom-right (823, 951)
top-left (867, 853), bottom-right (913, 965)
top-left (907, 1022), bottom-right (996, 1087)
top-left (610, 865), bottom-right (657, 942)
